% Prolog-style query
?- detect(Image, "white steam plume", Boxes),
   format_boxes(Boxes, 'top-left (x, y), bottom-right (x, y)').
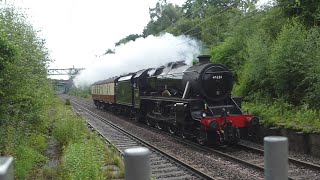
top-left (74, 33), bottom-right (202, 87)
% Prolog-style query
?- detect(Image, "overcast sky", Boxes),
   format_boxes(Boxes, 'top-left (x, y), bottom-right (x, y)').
top-left (11, 0), bottom-right (185, 69)
top-left (8, 0), bottom-right (271, 80)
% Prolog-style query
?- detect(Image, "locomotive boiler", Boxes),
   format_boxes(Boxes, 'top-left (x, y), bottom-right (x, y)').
top-left (91, 55), bottom-right (259, 145)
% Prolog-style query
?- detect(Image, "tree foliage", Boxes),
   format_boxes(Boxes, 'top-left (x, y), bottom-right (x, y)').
top-left (143, 1), bottom-right (183, 37)
top-left (115, 34), bottom-right (142, 46)
top-left (104, 48), bottom-right (115, 54)
top-left (0, 7), bottom-right (52, 126)
top-left (276, 0), bottom-right (320, 26)
top-left (269, 21), bottom-right (310, 104)
top-left (0, 4), bottom-right (54, 178)
top-left (112, 0), bottom-right (320, 110)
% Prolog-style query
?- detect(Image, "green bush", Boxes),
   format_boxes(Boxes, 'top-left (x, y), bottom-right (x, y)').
top-left (303, 28), bottom-right (320, 108)
top-left (0, 5), bottom-right (55, 179)
top-left (28, 133), bottom-right (48, 153)
top-left (49, 99), bottom-right (124, 179)
top-left (244, 101), bottom-right (320, 133)
top-left (62, 139), bottom-right (105, 179)
top-left (104, 144), bottom-right (125, 178)
top-left (1, 125), bottom-right (50, 178)
top-left (270, 20), bottom-right (311, 105)
top-left (14, 145), bottom-right (47, 179)
top-left (52, 114), bottom-right (87, 147)
top-left (65, 98), bottom-right (71, 105)
top-left (234, 30), bottom-right (272, 97)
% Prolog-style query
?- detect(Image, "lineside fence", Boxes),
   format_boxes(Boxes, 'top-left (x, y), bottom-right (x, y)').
top-left (0, 136), bottom-right (288, 180)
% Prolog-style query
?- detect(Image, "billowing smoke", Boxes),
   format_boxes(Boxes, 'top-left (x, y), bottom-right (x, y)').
top-left (74, 33), bottom-right (202, 87)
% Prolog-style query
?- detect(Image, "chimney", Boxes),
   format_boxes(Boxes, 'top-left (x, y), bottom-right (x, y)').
top-left (197, 55), bottom-right (211, 64)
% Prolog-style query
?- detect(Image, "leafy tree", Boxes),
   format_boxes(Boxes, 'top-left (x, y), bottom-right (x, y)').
top-left (269, 20), bottom-right (311, 105)
top-left (276, 0), bottom-right (320, 26)
top-left (181, 0), bottom-right (195, 18)
top-left (168, 17), bottom-right (202, 39)
top-left (235, 29), bottom-right (273, 98)
top-left (115, 34), bottom-right (142, 46)
top-left (210, 9), bottom-right (260, 78)
top-left (0, 5), bottom-right (54, 158)
top-left (200, 6), bottom-right (241, 46)
top-left (114, 0), bottom-right (320, 111)
top-left (104, 48), bottom-right (115, 54)
top-left (303, 28), bottom-right (320, 108)
top-left (143, 2), bottom-right (183, 36)
top-left (255, 7), bottom-right (286, 39)
top-left (234, 8), bottom-right (286, 97)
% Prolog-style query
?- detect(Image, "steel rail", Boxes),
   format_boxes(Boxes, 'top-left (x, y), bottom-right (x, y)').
top-left (70, 99), bottom-right (215, 180)
top-left (73, 107), bottom-right (125, 156)
top-left (70, 97), bottom-right (265, 177)
top-left (237, 142), bottom-right (320, 172)
top-left (69, 96), bottom-right (320, 180)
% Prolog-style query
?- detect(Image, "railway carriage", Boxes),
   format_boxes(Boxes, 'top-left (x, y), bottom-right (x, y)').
top-left (92, 55), bottom-right (259, 145)
top-left (91, 77), bottom-right (120, 108)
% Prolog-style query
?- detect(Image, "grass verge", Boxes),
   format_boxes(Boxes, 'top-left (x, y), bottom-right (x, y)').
top-left (52, 97), bottom-right (124, 179)
top-left (243, 101), bottom-right (320, 133)
top-left (35, 97), bottom-right (125, 179)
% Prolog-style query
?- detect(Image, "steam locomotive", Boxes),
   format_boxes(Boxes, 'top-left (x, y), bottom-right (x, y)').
top-left (91, 55), bottom-right (259, 145)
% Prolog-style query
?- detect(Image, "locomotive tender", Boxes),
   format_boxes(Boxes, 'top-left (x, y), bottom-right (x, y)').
top-left (91, 55), bottom-right (259, 145)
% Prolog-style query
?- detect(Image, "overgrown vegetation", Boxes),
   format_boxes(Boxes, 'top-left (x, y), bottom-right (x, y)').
top-left (47, 99), bottom-right (124, 179)
top-left (0, 3), bottom-right (124, 179)
top-left (0, 3), bottom-right (54, 179)
top-left (243, 101), bottom-right (320, 133)
top-left (113, 0), bottom-right (320, 132)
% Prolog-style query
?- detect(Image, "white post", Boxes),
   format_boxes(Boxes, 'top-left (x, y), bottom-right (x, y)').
top-left (0, 157), bottom-right (14, 180)
top-left (124, 147), bottom-right (150, 180)
top-left (264, 136), bottom-right (288, 180)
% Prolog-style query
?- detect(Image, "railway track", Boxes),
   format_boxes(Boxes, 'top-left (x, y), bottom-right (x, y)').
top-left (70, 99), bottom-right (214, 180)
top-left (235, 143), bottom-right (320, 179)
top-left (139, 122), bottom-right (320, 180)
top-left (67, 96), bottom-right (320, 179)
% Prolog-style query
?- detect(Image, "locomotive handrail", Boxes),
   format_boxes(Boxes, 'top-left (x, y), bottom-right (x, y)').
top-left (231, 97), bottom-right (243, 114)
top-left (182, 81), bottom-right (190, 99)
top-left (140, 95), bottom-right (199, 103)
top-left (166, 72), bottom-right (184, 76)
top-left (164, 62), bottom-right (175, 78)
top-left (204, 71), bottom-right (230, 74)
top-left (183, 70), bottom-right (198, 73)
top-left (208, 105), bottom-right (234, 109)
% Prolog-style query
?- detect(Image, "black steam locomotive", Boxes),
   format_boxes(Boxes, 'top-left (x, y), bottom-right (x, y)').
top-left (92, 55), bottom-right (259, 144)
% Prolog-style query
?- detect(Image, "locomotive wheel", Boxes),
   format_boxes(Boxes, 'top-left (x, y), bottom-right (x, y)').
top-left (133, 112), bottom-right (139, 122)
top-left (233, 127), bottom-right (241, 144)
top-left (196, 125), bottom-right (207, 145)
top-left (116, 108), bottom-right (121, 115)
top-left (180, 129), bottom-right (187, 139)
top-left (155, 121), bottom-right (164, 131)
top-left (167, 125), bottom-right (176, 135)
top-left (146, 117), bottom-right (153, 127)
top-left (181, 132), bottom-right (186, 139)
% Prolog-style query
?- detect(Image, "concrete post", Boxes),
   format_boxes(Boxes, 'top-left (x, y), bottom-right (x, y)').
top-left (264, 136), bottom-right (288, 180)
top-left (124, 147), bottom-right (151, 180)
top-left (0, 157), bottom-right (14, 180)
